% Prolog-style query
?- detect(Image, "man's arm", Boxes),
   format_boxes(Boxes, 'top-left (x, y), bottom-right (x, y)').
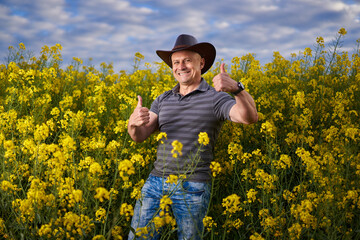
top-left (212, 63), bottom-right (258, 124)
top-left (229, 90), bottom-right (258, 124)
top-left (127, 96), bottom-right (159, 143)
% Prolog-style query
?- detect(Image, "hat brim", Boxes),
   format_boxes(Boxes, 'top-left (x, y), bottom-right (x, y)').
top-left (156, 42), bottom-right (216, 75)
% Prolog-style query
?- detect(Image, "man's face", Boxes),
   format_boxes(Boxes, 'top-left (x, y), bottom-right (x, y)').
top-left (171, 50), bottom-right (204, 85)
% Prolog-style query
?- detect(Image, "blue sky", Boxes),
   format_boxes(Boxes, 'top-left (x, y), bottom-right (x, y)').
top-left (1, 0), bottom-right (360, 72)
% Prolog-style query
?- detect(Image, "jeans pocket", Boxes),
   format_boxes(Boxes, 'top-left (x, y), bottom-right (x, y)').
top-left (181, 181), bottom-right (209, 195)
top-left (179, 181), bottom-right (211, 213)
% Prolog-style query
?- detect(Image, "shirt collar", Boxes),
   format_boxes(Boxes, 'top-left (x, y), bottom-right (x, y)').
top-left (172, 78), bottom-right (209, 94)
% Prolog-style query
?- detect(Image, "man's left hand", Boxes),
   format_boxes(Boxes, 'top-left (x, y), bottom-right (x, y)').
top-left (212, 63), bottom-right (238, 93)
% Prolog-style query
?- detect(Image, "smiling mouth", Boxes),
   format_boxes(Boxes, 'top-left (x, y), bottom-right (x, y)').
top-left (178, 71), bottom-right (190, 76)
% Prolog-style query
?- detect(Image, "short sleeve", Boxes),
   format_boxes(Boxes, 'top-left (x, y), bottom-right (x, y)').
top-left (150, 96), bottom-right (160, 115)
top-left (213, 92), bottom-right (236, 121)
top-left (150, 90), bottom-right (172, 115)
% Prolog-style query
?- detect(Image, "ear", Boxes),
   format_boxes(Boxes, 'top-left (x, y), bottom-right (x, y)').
top-left (200, 58), bottom-right (205, 69)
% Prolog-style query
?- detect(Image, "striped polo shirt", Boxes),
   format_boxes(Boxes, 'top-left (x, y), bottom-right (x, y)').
top-left (150, 78), bottom-right (236, 182)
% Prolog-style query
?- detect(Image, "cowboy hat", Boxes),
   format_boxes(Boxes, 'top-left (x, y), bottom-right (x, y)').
top-left (156, 34), bottom-right (216, 74)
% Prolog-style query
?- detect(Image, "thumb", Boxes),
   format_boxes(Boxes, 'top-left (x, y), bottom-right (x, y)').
top-left (137, 95), bottom-right (143, 108)
top-left (220, 63), bottom-right (226, 73)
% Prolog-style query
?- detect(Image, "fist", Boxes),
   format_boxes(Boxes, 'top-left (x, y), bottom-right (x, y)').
top-left (129, 95), bottom-right (150, 127)
top-left (212, 63), bottom-right (238, 92)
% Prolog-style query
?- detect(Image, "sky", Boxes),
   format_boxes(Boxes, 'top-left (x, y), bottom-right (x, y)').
top-left (1, 0), bottom-right (360, 72)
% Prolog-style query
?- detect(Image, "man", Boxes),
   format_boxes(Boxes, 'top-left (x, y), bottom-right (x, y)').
top-left (127, 34), bottom-right (258, 239)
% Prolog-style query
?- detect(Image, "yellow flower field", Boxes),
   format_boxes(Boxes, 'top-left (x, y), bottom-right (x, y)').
top-left (0, 28), bottom-right (359, 239)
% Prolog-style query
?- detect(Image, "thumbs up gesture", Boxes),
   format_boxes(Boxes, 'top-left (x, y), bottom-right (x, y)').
top-left (129, 95), bottom-right (150, 127)
top-left (136, 95), bottom-right (143, 108)
top-left (212, 63), bottom-right (238, 93)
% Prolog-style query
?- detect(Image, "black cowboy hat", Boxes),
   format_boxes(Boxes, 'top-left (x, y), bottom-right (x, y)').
top-left (156, 34), bottom-right (216, 74)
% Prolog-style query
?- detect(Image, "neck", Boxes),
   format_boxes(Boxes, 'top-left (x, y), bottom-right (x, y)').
top-left (179, 79), bottom-right (202, 96)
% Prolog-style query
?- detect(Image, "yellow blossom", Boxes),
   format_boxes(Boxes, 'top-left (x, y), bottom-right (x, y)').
top-left (134, 52), bottom-right (144, 61)
top-left (94, 187), bottom-right (110, 202)
top-left (250, 232), bottom-right (265, 240)
top-left (160, 195), bottom-right (173, 210)
top-left (246, 189), bottom-right (258, 203)
top-left (171, 140), bottom-right (183, 158)
top-left (273, 154), bottom-right (292, 169)
top-left (290, 199), bottom-right (317, 229)
top-left (261, 121), bottom-right (277, 138)
top-left (130, 154), bottom-right (147, 167)
top-left (198, 132), bottom-right (210, 145)
top-left (222, 194), bottom-right (241, 215)
top-left (338, 27), bottom-right (347, 35)
top-left (73, 57), bottom-right (83, 64)
top-left (344, 127), bottom-right (359, 141)
top-left (118, 159), bottom-right (135, 181)
top-left (72, 189), bottom-right (83, 203)
top-left (0, 180), bottom-right (18, 193)
top-left (283, 189), bottom-right (296, 202)
top-left (203, 216), bottom-right (217, 232)
top-left (111, 226), bottom-right (123, 240)
top-left (232, 218), bottom-right (243, 229)
top-left (34, 123), bottom-right (50, 141)
top-left (156, 132), bottom-right (167, 144)
top-left (89, 162), bottom-right (103, 175)
top-left (135, 226), bottom-right (149, 238)
top-left (38, 222), bottom-right (53, 238)
top-left (316, 36), bottom-right (325, 47)
top-left (210, 161), bottom-right (222, 177)
top-left (78, 156), bottom-right (95, 170)
top-left (95, 207), bottom-right (107, 223)
top-left (114, 120), bottom-right (128, 134)
top-left (92, 235), bottom-right (106, 240)
top-left (288, 223), bottom-right (302, 240)
top-left (60, 134), bottom-right (77, 152)
top-left (131, 179), bottom-right (145, 200)
top-left (19, 42), bottom-right (26, 50)
top-left (120, 203), bottom-right (134, 221)
top-left (153, 212), bottom-right (176, 230)
top-left (166, 174), bottom-right (179, 184)
top-left (293, 91), bottom-right (305, 108)
top-left (304, 47), bottom-right (312, 57)
top-left (255, 169), bottom-right (278, 192)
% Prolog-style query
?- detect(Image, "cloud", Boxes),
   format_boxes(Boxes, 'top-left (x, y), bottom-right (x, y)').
top-left (0, 5), bottom-right (28, 39)
top-left (80, 0), bottom-right (154, 23)
top-left (214, 21), bottom-right (230, 29)
top-left (1, 0), bottom-right (360, 72)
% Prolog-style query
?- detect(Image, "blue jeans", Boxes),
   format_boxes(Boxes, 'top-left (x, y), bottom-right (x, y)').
top-left (128, 174), bottom-right (211, 240)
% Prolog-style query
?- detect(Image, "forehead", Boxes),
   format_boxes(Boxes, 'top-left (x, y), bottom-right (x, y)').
top-left (171, 50), bottom-right (201, 60)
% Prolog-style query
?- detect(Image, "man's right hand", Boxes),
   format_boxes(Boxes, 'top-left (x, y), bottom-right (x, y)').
top-left (129, 95), bottom-right (150, 127)
top-left (128, 95), bottom-right (158, 143)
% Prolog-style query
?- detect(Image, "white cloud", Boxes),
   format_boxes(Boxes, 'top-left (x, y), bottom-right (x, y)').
top-left (34, 0), bottom-right (70, 22)
top-left (215, 21), bottom-right (230, 29)
top-left (0, 5), bottom-right (28, 34)
top-left (258, 4), bottom-right (279, 11)
top-left (79, 0), bottom-right (154, 23)
top-left (1, 0), bottom-right (360, 72)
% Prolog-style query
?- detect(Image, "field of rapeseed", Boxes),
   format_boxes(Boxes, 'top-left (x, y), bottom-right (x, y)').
top-left (0, 28), bottom-right (359, 240)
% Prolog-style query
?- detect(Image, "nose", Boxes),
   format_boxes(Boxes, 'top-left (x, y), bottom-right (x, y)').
top-left (179, 61), bottom-right (187, 69)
